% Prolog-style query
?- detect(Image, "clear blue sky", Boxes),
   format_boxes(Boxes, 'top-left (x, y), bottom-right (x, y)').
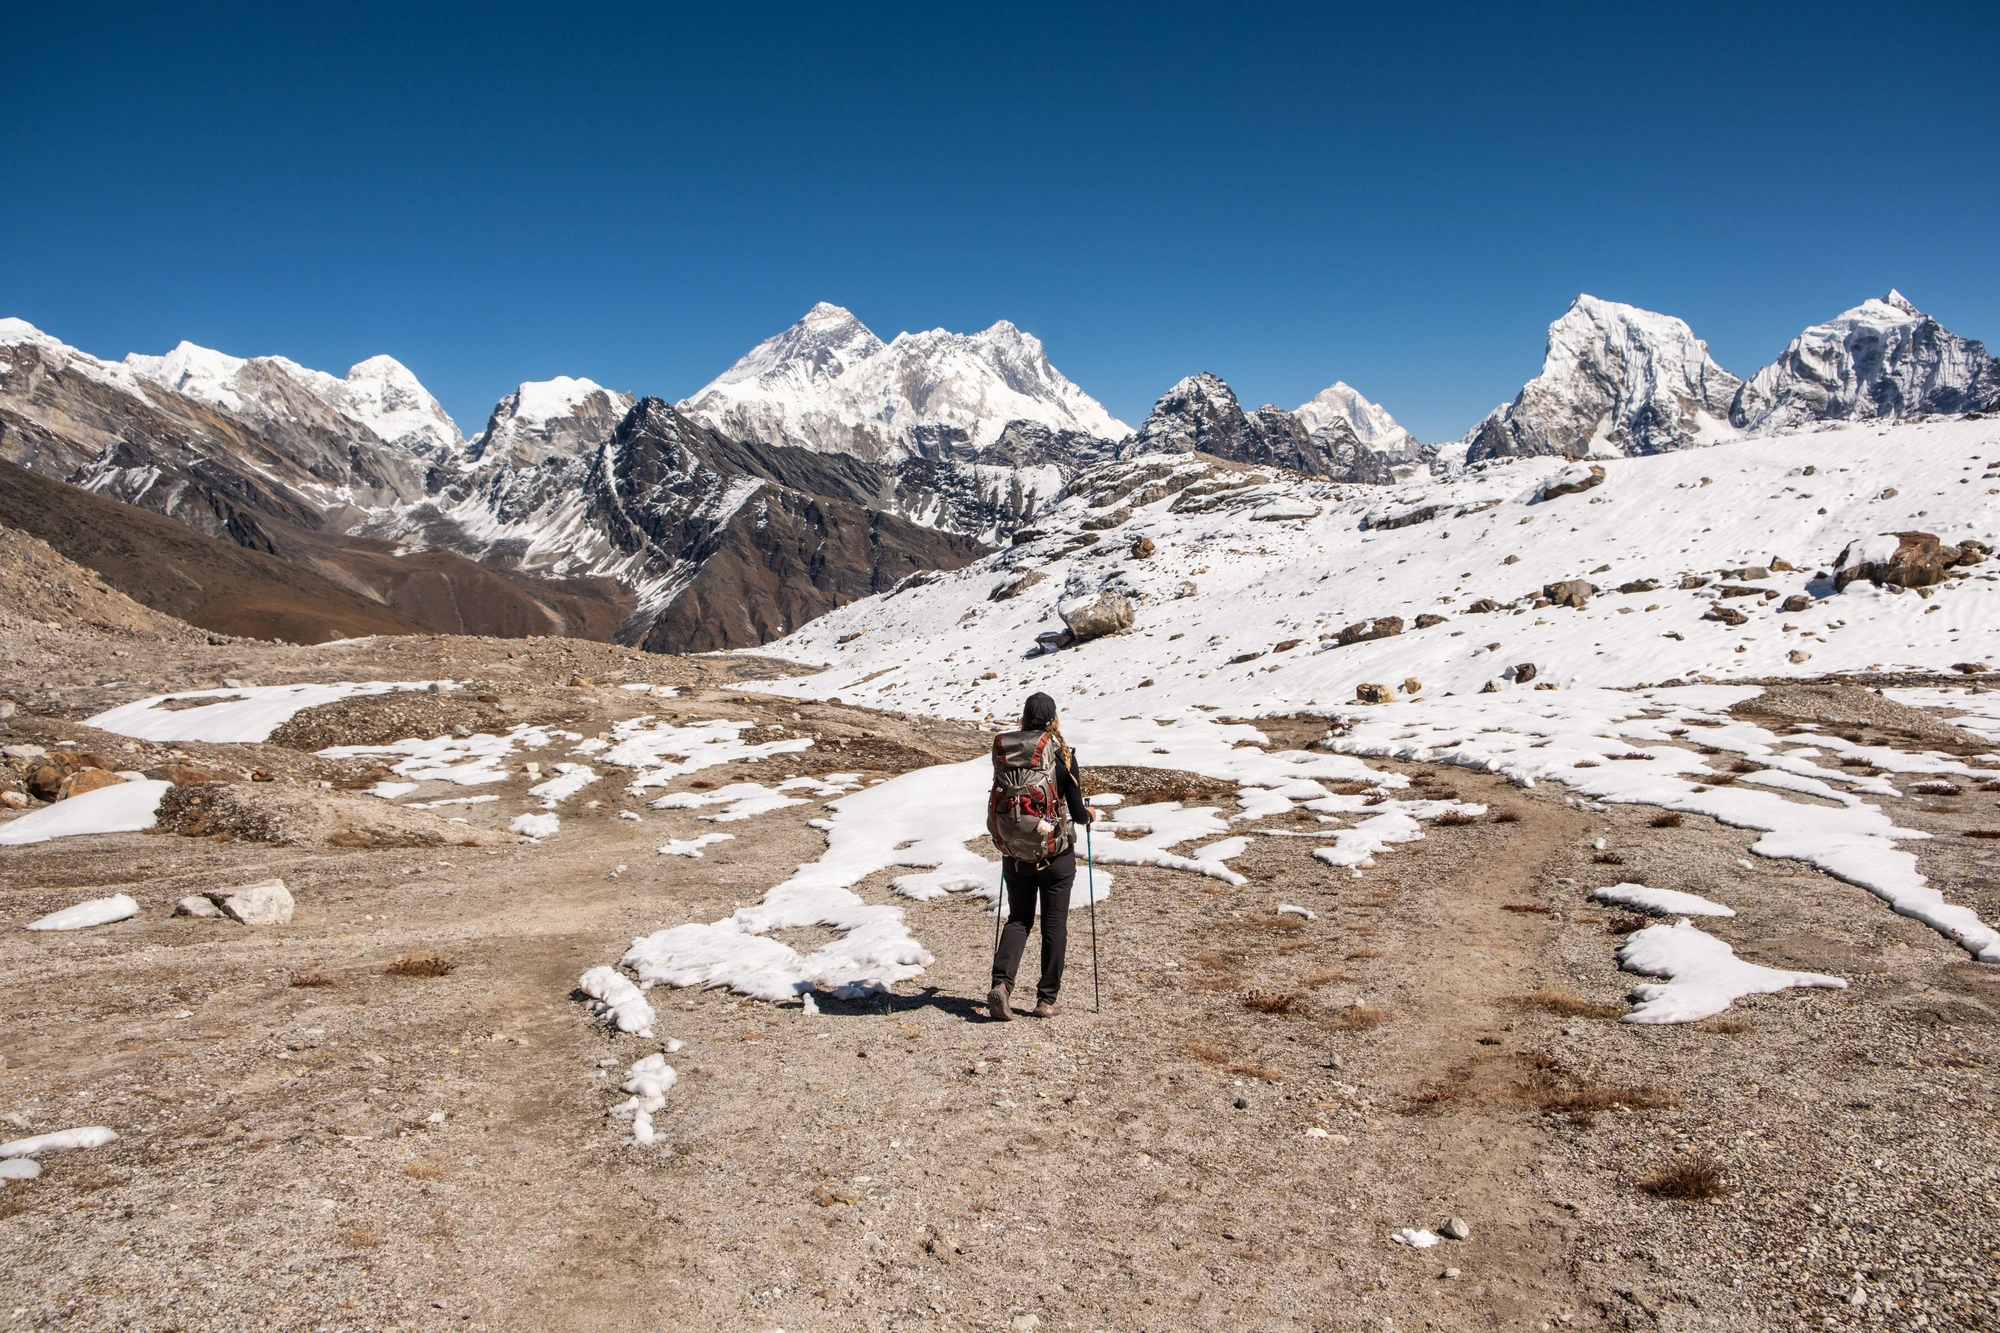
top-left (5, 1), bottom-right (1996, 442)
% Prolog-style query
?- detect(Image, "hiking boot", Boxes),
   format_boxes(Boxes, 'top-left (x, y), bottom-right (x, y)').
top-left (986, 983), bottom-right (1012, 1021)
top-left (1032, 1000), bottom-right (1060, 1018)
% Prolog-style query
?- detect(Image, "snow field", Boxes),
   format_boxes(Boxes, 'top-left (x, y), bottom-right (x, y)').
top-left (0, 781), bottom-right (172, 846)
top-left (744, 417), bottom-right (2000, 719)
top-left (658, 833), bottom-right (735, 858)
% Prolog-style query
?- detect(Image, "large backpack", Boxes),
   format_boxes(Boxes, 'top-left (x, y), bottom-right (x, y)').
top-left (986, 728), bottom-right (1073, 863)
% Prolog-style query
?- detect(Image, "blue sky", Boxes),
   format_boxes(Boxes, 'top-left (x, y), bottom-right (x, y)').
top-left (5, 2), bottom-right (1996, 442)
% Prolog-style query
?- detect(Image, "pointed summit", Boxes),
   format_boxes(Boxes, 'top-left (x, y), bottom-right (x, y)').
top-left (1464, 295), bottom-right (1741, 462)
top-left (1733, 291), bottom-right (2000, 432)
top-left (1294, 381), bottom-right (1417, 459)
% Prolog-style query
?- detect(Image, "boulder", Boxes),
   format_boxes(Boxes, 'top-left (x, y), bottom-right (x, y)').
top-left (1780, 594), bottom-right (1812, 614)
top-left (1058, 593), bottom-right (1135, 644)
top-left (1130, 537), bottom-right (1156, 559)
top-left (1951, 661), bottom-right (1989, 674)
top-left (1788, 650), bottom-right (1812, 664)
top-left (1542, 580), bottom-right (1597, 610)
top-left (58, 769), bottom-right (125, 800)
top-left (1414, 614), bottom-right (1446, 629)
top-left (1354, 683), bottom-right (1394, 704)
top-left (1539, 464), bottom-right (1606, 500)
top-left (1175, 580), bottom-right (1198, 599)
top-left (1618, 579), bottom-right (1659, 595)
top-left (1465, 598), bottom-right (1499, 614)
top-left (174, 895), bottom-right (224, 918)
top-left (989, 570), bottom-right (1046, 602)
top-left (1510, 662), bottom-right (1537, 683)
top-left (0, 791), bottom-right (26, 810)
top-left (1401, 677), bottom-right (1422, 695)
top-left (1335, 616), bottom-right (1404, 646)
top-left (1033, 629), bottom-right (1073, 654)
top-left (25, 763), bottom-right (69, 802)
top-left (218, 879), bottom-right (295, 926)
top-left (1704, 605), bottom-right (1749, 626)
top-left (1833, 531), bottom-right (1962, 592)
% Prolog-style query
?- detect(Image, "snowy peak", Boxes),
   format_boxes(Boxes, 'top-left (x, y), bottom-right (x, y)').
top-left (681, 304), bottom-right (1128, 463)
top-left (468, 376), bottom-right (636, 468)
top-left (121, 339), bottom-right (463, 460)
top-left (1732, 290), bottom-right (2000, 433)
top-left (1465, 295), bottom-right (1741, 463)
top-left (1295, 381), bottom-right (1418, 459)
top-left (1124, 373), bottom-right (1393, 483)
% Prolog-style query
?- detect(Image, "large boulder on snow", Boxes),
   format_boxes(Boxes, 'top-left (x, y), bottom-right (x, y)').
top-left (1058, 593), bottom-right (1135, 643)
top-left (1538, 463), bottom-right (1606, 500)
top-left (1833, 531), bottom-right (1976, 592)
top-left (1543, 579), bottom-right (1598, 609)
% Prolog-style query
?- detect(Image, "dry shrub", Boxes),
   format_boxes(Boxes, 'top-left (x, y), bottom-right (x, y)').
top-left (384, 955), bottom-right (457, 978)
top-left (1242, 990), bottom-right (1300, 1015)
top-left (1703, 774), bottom-right (1738, 786)
top-left (1573, 760), bottom-right (1599, 769)
top-left (1728, 759), bottom-right (1762, 774)
top-left (1433, 811), bottom-right (1477, 826)
top-left (1407, 1083), bottom-right (1461, 1112)
top-left (1326, 1005), bottom-right (1388, 1032)
top-left (338, 1226), bottom-right (384, 1248)
top-left (1191, 948), bottom-right (1248, 970)
top-left (1303, 969), bottom-right (1352, 986)
top-left (1962, 830), bottom-right (2000, 840)
top-left (1649, 812), bottom-right (1683, 828)
top-left (1699, 1016), bottom-right (1753, 1036)
top-left (1911, 781), bottom-right (1962, 795)
top-left (1229, 1060), bottom-right (1282, 1082)
top-left (1501, 903), bottom-right (1550, 914)
top-left (1323, 780), bottom-right (1376, 796)
top-left (1346, 948), bottom-right (1383, 960)
top-left (1226, 915), bottom-right (1305, 936)
top-left (1606, 914), bottom-right (1648, 935)
top-left (289, 971), bottom-right (337, 988)
top-left (403, 1159), bottom-right (452, 1181)
top-left (1186, 1040), bottom-right (1229, 1068)
top-left (1839, 756), bottom-right (1874, 768)
top-left (1507, 989), bottom-right (1624, 1020)
top-left (1522, 1069), bottom-right (1678, 1115)
top-left (1637, 1153), bottom-right (1729, 1200)
top-left (1491, 811), bottom-right (1520, 824)
top-left (1592, 852), bottom-right (1627, 865)
top-left (1190, 973), bottom-right (1243, 993)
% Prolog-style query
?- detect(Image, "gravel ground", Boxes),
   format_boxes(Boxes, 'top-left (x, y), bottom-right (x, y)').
top-left (2, 572), bottom-right (1997, 1331)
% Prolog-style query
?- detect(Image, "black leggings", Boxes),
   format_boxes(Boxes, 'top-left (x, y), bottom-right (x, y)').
top-left (992, 850), bottom-right (1074, 1003)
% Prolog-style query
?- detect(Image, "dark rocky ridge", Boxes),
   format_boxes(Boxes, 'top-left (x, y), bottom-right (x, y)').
top-left (1119, 373), bottom-right (1395, 483)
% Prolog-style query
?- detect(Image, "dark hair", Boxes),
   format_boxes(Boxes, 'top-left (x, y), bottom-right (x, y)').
top-left (1021, 692), bottom-right (1058, 730)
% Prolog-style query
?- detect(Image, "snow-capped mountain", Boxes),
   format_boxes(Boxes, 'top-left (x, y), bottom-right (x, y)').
top-left (681, 303), bottom-right (1130, 465)
top-left (1295, 381), bottom-right (1419, 460)
top-left (465, 377), bottom-right (636, 469)
top-left (1122, 373), bottom-right (1395, 483)
top-left (1732, 291), bottom-right (2000, 434)
top-left (749, 414), bottom-right (2000, 720)
top-left (1463, 296), bottom-right (1742, 464)
top-left (123, 338), bottom-right (464, 462)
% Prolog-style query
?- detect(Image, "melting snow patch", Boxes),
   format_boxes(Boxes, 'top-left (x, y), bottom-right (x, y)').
top-left (1276, 903), bottom-right (1316, 920)
top-left (0, 781), bottom-right (171, 846)
top-left (510, 812), bottom-right (559, 839)
top-left (603, 717), bottom-right (814, 793)
top-left (24, 894), bottom-right (140, 931)
top-left (530, 763), bottom-right (599, 806)
top-left (612, 1053), bottom-right (677, 1146)
top-left (578, 966), bottom-right (657, 1037)
top-left (0, 1126), bottom-right (119, 1157)
top-left (1590, 883), bottom-right (1735, 918)
top-left (658, 833), bottom-right (735, 858)
top-left (88, 682), bottom-right (453, 744)
top-left (1618, 919), bottom-right (1847, 1024)
top-left (0, 1159), bottom-right (39, 1180)
top-left (319, 724), bottom-right (558, 786)
top-left (1391, 1228), bottom-right (1441, 1248)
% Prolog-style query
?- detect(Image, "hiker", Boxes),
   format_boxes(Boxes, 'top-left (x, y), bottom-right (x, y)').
top-left (985, 691), bottom-right (1095, 1020)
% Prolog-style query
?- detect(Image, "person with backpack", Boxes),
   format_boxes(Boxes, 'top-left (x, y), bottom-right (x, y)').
top-left (985, 692), bottom-right (1095, 1020)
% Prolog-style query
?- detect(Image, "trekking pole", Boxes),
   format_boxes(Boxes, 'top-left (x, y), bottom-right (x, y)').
top-left (1087, 821), bottom-right (1101, 1013)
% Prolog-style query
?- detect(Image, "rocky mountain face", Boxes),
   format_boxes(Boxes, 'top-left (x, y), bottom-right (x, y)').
top-left (1732, 291), bottom-right (2000, 433)
top-left (1462, 296), bottom-right (1742, 463)
top-left (1121, 373), bottom-right (1396, 483)
top-left (465, 377), bottom-right (636, 469)
top-left (680, 302), bottom-right (1129, 464)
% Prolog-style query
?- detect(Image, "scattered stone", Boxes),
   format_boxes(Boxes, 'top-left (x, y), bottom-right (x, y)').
top-left (57, 769), bottom-right (124, 800)
top-left (1402, 677), bottom-right (1422, 694)
top-left (144, 763), bottom-right (222, 785)
top-left (1273, 639), bottom-right (1303, 653)
top-left (1441, 1216), bottom-right (1470, 1240)
top-left (1678, 574), bottom-right (1709, 589)
top-left (1952, 662), bottom-right (1989, 674)
top-left (174, 895), bottom-right (224, 919)
top-left (1510, 662), bottom-right (1537, 683)
top-left (989, 570), bottom-right (1046, 602)
top-left (1618, 579), bottom-right (1659, 594)
top-left (0, 791), bottom-right (25, 810)
top-left (1414, 614), bottom-right (1446, 629)
top-left (1539, 464), bottom-right (1606, 500)
top-left (1781, 594), bottom-right (1812, 613)
top-left (1, 744), bottom-right (44, 760)
top-left (1502, 554), bottom-right (1519, 565)
top-left (218, 878), bottom-right (295, 926)
top-left (1788, 650), bottom-right (1813, 664)
top-left (1465, 598), bottom-right (1499, 614)
top-left (1130, 536), bottom-right (1155, 559)
top-left (1542, 580), bottom-right (1597, 609)
top-left (1176, 580), bottom-right (1198, 599)
top-left (0, 701), bottom-right (14, 720)
top-left (1336, 616), bottom-right (1404, 645)
top-left (1480, 679), bottom-right (1504, 694)
top-left (1058, 592), bottom-right (1135, 644)
top-left (1704, 605), bottom-right (1749, 627)
top-left (1233, 1097), bottom-right (1250, 1110)
top-left (569, 675), bottom-right (596, 688)
top-left (1229, 651), bottom-right (1265, 665)
top-left (1834, 530), bottom-right (1979, 592)
top-left (1354, 683), bottom-right (1394, 705)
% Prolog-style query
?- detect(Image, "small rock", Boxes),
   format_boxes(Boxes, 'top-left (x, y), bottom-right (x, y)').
top-left (1443, 1266), bottom-right (1461, 1279)
top-left (1542, 579), bottom-right (1597, 609)
top-left (1414, 614), bottom-right (1446, 629)
top-left (570, 675), bottom-right (596, 688)
top-left (1704, 605), bottom-right (1749, 626)
top-left (1233, 1096), bottom-right (1249, 1110)
top-left (1, 744), bottom-right (45, 760)
top-left (0, 791), bottom-right (25, 809)
top-left (1441, 1216), bottom-right (1470, 1240)
top-left (1010, 1316), bottom-right (1041, 1333)
top-left (1788, 650), bottom-right (1812, 664)
top-left (1781, 594), bottom-right (1812, 613)
top-left (1480, 679), bottom-right (1504, 694)
top-left (1130, 536), bottom-right (1155, 559)
top-left (1510, 662), bottom-right (1537, 683)
top-left (1354, 682), bottom-right (1394, 705)
top-left (219, 878), bottom-right (295, 926)
top-left (1401, 677), bottom-right (1422, 694)
top-left (174, 895), bottom-right (224, 918)
top-left (0, 700), bottom-right (15, 720)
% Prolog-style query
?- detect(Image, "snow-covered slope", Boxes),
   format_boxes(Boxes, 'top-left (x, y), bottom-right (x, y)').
top-left (1733, 291), bottom-right (2000, 434)
top-left (681, 303), bottom-right (1129, 464)
top-left (743, 417), bottom-right (2000, 721)
top-left (465, 376), bottom-right (636, 468)
top-left (123, 340), bottom-right (463, 461)
top-left (1463, 296), bottom-right (1742, 464)
top-left (1295, 381), bottom-right (1419, 460)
